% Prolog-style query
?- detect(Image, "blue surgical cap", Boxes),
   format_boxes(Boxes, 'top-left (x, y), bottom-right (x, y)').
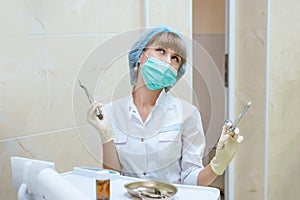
top-left (128, 26), bottom-right (187, 92)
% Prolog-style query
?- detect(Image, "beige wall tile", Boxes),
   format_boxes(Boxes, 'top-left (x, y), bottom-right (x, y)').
top-left (95, 55), bottom-right (132, 102)
top-left (0, 1), bottom-right (45, 36)
top-left (96, 0), bottom-right (142, 33)
top-left (268, 0), bottom-right (300, 198)
top-left (0, 36), bottom-right (49, 139)
top-left (44, 0), bottom-right (97, 34)
top-left (148, 0), bottom-right (191, 33)
top-left (236, 0), bottom-right (266, 30)
top-left (51, 127), bottom-right (101, 173)
top-left (45, 36), bottom-right (99, 130)
top-left (234, 1), bottom-right (267, 199)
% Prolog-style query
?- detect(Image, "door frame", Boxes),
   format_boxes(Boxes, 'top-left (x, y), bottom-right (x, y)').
top-left (225, 0), bottom-right (236, 199)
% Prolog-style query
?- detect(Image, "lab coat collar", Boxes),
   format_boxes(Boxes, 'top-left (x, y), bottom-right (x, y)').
top-left (128, 89), bottom-right (176, 119)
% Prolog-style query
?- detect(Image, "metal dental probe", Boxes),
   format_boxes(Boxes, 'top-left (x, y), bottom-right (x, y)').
top-left (228, 101), bottom-right (252, 134)
top-left (78, 80), bottom-right (103, 120)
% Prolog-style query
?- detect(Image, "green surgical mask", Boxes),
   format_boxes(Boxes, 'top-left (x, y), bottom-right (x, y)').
top-left (141, 53), bottom-right (177, 90)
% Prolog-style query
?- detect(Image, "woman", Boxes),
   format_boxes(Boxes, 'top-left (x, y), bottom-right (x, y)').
top-left (87, 26), bottom-right (243, 186)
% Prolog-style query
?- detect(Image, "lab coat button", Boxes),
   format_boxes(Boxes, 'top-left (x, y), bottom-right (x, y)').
top-left (143, 172), bottom-right (146, 176)
top-left (141, 138), bottom-right (144, 142)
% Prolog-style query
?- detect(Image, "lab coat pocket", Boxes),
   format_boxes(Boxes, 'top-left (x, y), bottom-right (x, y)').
top-left (114, 133), bottom-right (127, 144)
top-left (157, 131), bottom-right (182, 164)
top-left (159, 131), bottom-right (181, 142)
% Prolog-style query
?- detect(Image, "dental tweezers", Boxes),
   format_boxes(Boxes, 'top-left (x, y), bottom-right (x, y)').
top-left (79, 80), bottom-right (103, 120)
top-left (228, 101), bottom-right (252, 132)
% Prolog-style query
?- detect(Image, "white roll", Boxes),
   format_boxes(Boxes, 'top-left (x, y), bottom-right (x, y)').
top-left (36, 168), bottom-right (90, 200)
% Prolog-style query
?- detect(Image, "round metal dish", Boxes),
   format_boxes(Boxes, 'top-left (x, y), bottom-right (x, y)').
top-left (124, 180), bottom-right (177, 199)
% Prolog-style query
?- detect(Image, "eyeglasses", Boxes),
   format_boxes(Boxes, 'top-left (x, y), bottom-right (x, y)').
top-left (144, 46), bottom-right (182, 67)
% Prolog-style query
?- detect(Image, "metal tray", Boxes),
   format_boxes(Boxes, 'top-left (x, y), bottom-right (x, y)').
top-left (124, 180), bottom-right (177, 199)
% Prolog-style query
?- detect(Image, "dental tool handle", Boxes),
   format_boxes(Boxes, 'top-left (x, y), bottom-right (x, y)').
top-left (89, 99), bottom-right (103, 120)
top-left (95, 108), bottom-right (103, 120)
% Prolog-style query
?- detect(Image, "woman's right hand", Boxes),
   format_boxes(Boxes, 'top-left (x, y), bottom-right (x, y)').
top-left (87, 102), bottom-right (114, 143)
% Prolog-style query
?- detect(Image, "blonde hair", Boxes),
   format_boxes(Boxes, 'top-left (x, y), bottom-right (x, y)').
top-left (146, 32), bottom-right (187, 65)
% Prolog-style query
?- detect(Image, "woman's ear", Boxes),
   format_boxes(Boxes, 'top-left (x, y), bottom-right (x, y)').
top-left (138, 54), bottom-right (142, 63)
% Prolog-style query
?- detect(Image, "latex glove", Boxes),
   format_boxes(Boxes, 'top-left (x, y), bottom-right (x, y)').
top-left (87, 102), bottom-right (114, 143)
top-left (210, 121), bottom-right (244, 175)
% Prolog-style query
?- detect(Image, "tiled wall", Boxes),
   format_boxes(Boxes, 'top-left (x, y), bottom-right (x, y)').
top-left (234, 0), bottom-right (300, 199)
top-left (234, 0), bottom-right (267, 199)
top-left (0, 1), bottom-right (191, 198)
top-left (268, 0), bottom-right (300, 199)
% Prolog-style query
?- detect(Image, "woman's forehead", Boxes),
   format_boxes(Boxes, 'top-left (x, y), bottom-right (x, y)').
top-left (146, 32), bottom-right (186, 58)
top-left (147, 44), bottom-right (179, 55)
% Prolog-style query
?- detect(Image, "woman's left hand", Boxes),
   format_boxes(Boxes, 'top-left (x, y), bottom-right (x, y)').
top-left (210, 121), bottom-right (244, 175)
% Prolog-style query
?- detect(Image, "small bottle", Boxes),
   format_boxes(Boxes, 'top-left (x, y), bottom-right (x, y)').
top-left (96, 179), bottom-right (110, 200)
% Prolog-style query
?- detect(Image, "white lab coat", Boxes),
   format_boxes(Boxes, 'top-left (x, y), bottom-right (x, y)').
top-left (104, 91), bottom-right (205, 185)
